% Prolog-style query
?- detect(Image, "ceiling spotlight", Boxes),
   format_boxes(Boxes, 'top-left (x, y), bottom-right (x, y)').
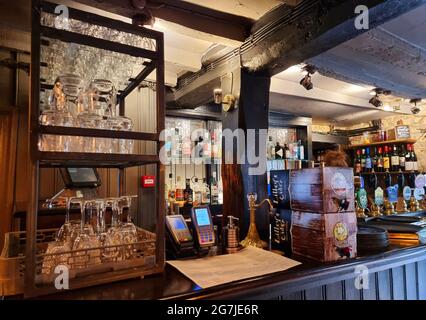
top-left (369, 94), bottom-right (383, 108)
top-left (410, 99), bottom-right (422, 114)
top-left (300, 65), bottom-right (316, 90)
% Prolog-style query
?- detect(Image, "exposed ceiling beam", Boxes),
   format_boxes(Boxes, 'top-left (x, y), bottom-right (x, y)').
top-left (73, 0), bottom-right (253, 42)
top-left (173, 0), bottom-right (426, 109)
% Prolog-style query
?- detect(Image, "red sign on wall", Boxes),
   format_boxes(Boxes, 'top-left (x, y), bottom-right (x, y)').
top-left (141, 175), bottom-right (156, 188)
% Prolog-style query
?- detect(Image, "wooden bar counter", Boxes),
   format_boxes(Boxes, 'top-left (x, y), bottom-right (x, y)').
top-left (24, 244), bottom-right (426, 300)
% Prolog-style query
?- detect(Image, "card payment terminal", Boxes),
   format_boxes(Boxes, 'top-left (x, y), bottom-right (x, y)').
top-left (165, 215), bottom-right (195, 259)
top-left (191, 206), bottom-right (215, 249)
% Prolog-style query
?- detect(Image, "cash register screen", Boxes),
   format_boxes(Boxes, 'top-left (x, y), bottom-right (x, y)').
top-left (68, 168), bottom-right (98, 183)
top-left (194, 207), bottom-right (211, 226)
top-left (170, 216), bottom-right (187, 230)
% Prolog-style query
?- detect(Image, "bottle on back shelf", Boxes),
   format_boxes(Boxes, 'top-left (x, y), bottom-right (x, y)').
top-left (365, 148), bottom-right (372, 173)
top-left (411, 144), bottom-right (418, 172)
top-left (211, 177), bottom-right (219, 205)
top-left (193, 178), bottom-right (202, 205)
top-left (275, 142), bottom-right (283, 159)
top-left (384, 169), bottom-right (392, 188)
top-left (183, 178), bottom-right (193, 207)
top-left (175, 176), bottom-right (184, 202)
top-left (354, 149), bottom-right (362, 175)
top-left (383, 146), bottom-right (391, 172)
top-left (376, 147), bottom-right (384, 172)
top-left (267, 136), bottom-right (274, 160)
top-left (391, 145), bottom-right (400, 172)
top-left (372, 147), bottom-right (378, 171)
top-left (399, 144), bottom-right (406, 171)
top-left (201, 178), bottom-right (211, 204)
top-left (368, 168), bottom-right (378, 190)
top-left (218, 179), bottom-right (223, 204)
top-left (361, 148), bottom-right (366, 172)
top-left (284, 144), bottom-right (291, 160)
top-left (397, 169), bottom-right (405, 193)
top-left (405, 144), bottom-right (413, 171)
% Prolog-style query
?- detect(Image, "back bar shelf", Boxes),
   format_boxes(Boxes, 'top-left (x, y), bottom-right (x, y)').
top-left (24, 0), bottom-right (166, 296)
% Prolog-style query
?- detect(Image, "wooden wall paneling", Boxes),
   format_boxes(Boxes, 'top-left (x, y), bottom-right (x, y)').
top-left (391, 266), bottom-right (406, 300)
top-left (416, 260), bottom-right (426, 299)
top-left (377, 270), bottom-right (392, 300)
top-left (404, 263), bottom-right (418, 300)
top-left (0, 110), bottom-right (19, 249)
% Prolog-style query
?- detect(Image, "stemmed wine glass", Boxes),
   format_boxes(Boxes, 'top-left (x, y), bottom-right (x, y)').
top-left (103, 198), bottom-right (124, 261)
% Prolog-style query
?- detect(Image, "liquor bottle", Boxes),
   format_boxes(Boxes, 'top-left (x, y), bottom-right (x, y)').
top-left (361, 148), bottom-right (366, 172)
top-left (384, 169), bottom-right (392, 188)
top-left (391, 145), bottom-right (400, 172)
top-left (383, 146), bottom-right (391, 171)
top-left (354, 149), bottom-right (362, 175)
top-left (275, 142), bottom-right (283, 159)
top-left (405, 144), bottom-right (413, 171)
top-left (368, 168), bottom-right (378, 190)
top-left (298, 140), bottom-right (305, 160)
top-left (211, 178), bottom-right (219, 205)
top-left (411, 144), bottom-right (418, 172)
top-left (372, 147), bottom-right (378, 172)
top-left (201, 178), bottom-right (211, 204)
top-left (267, 136), bottom-right (274, 160)
top-left (218, 179), bottom-right (223, 204)
top-left (365, 148), bottom-right (372, 173)
top-left (376, 147), bottom-right (384, 172)
top-left (399, 144), bottom-right (406, 171)
top-left (168, 173), bottom-right (176, 203)
top-left (183, 178), bottom-right (193, 207)
top-left (193, 178), bottom-right (202, 205)
top-left (284, 144), bottom-right (291, 159)
top-left (397, 169), bottom-right (405, 193)
top-left (175, 176), bottom-right (184, 201)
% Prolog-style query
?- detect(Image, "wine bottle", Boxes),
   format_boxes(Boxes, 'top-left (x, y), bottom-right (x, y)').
top-left (360, 148), bottom-right (365, 172)
top-left (372, 147), bottom-right (378, 172)
top-left (399, 144), bottom-right (406, 171)
top-left (411, 144), bottom-right (418, 172)
top-left (365, 148), bottom-right (372, 173)
top-left (368, 168), bottom-right (378, 190)
top-left (354, 149), bottom-right (362, 175)
top-left (376, 147), bottom-right (384, 173)
top-left (201, 178), bottom-right (211, 204)
top-left (383, 146), bottom-right (391, 171)
top-left (391, 145), bottom-right (400, 172)
top-left (397, 169), bottom-right (405, 194)
top-left (405, 144), bottom-right (413, 171)
top-left (384, 169), bottom-right (392, 188)
top-left (408, 170), bottom-right (416, 189)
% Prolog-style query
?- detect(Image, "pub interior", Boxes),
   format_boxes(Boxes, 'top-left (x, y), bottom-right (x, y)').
top-left (2, 0), bottom-right (426, 301)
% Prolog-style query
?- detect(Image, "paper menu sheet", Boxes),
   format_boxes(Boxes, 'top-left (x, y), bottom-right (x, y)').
top-left (167, 247), bottom-right (301, 289)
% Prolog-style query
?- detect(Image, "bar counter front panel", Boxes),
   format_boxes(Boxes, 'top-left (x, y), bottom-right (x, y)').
top-left (32, 244), bottom-right (426, 300)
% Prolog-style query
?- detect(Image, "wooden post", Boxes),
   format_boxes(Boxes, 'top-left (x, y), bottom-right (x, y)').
top-left (221, 68), bottom-right (270, 239)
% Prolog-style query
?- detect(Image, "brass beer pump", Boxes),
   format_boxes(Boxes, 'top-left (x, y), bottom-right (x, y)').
top-left (240, 193), bottom-right (273, 249)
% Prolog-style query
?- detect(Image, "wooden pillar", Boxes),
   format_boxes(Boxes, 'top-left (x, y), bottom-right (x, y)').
top-left (221, 68), bottom-right (270, 239)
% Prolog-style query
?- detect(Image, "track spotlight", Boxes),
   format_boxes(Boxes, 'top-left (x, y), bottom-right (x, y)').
top-left (369, 94), bottom-right (383, 108)
top-left (299, 65), bottom-right (317, 90)
top-left (410, 99), bottom-right (422, 114)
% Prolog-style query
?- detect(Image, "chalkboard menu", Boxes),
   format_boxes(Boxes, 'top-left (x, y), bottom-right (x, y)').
top-left (269, 170), bottom-right (291, 209)
top-left (395, 125), bottom-right (411, 139)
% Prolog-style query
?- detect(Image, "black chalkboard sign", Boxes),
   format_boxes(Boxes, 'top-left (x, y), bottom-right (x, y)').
top-left (269, 170), bottom-right (291, 209)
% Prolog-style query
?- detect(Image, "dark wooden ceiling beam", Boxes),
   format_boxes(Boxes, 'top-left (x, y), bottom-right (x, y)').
top-left (173, 0), bottom-right (426, 108)
top-left (73, 0), bottom-right (253, 42)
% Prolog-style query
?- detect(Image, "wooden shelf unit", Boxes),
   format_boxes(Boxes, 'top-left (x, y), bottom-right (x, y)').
top-left (26, 0), bottom-right (165, 297)
top-left (348, 138), bottom-right (417, 149)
